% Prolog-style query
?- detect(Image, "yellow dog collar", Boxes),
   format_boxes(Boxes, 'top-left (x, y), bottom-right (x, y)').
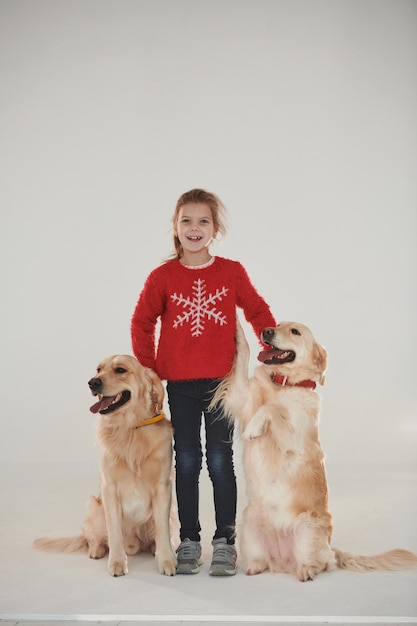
top-left (137, 412), bottom-right (166, 427)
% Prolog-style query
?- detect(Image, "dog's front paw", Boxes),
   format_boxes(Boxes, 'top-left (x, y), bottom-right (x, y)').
top-left (158, 554), bottom-right (177, 576)
top-left (242, 406), bottom-right (277, 440)
top-left (243, 421), bottom-right (264, 440)
top-left (156, 550), bottom-right (177, 576)
top-left (108, 555), bottom-right (128, 577)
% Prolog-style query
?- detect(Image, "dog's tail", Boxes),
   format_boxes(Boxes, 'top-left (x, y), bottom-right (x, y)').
top-left (333, 547), bottom-right (417, 572)
top-left (33, 535), bottom-right (88, 553)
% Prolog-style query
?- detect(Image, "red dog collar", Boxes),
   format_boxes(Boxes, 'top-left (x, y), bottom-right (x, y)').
top-left (271, 373), bottom-right (316, 390)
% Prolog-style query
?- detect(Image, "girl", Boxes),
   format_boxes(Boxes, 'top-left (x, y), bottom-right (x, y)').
top-left (131, 188), bottom-right (277, 576)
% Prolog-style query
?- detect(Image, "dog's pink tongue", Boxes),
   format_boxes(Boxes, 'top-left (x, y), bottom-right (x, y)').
top-left (257, 347), bottom-right (278, 363)
top-left (90, 396), bottom-right (116, 414)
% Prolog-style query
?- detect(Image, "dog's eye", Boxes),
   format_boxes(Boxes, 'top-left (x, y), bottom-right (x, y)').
top-left (291, 328), bottom-right (301, 336)
top-left (115, 367), bottom-right (127, 374)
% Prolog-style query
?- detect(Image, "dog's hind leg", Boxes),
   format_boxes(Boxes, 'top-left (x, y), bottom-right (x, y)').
top-left (293, 515), bottom-right (336, 581)
top-left (83, 496), bottom-right (108, 560)
top-left (87, 538), bottom-right (107, 559)
top-left (240, 504), bottom-right (269, 575)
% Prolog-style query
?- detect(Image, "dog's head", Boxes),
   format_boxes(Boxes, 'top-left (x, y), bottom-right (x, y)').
top-left (257, 322), bottom-right (327, 385)
top-left (88, 355), bottom-right (164, 422)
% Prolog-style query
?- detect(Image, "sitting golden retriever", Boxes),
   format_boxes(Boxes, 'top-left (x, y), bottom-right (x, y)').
top-left (214, 320), bottom-right (417, 581)
top-left (34, 355), bottom-right (177, 577)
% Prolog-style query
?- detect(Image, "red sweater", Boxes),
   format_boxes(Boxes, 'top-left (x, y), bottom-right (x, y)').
top-left (131, 256), bottom-right (277, 381)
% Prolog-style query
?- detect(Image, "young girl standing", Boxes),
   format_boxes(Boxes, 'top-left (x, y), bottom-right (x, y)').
top-left (131, 188), bottom-right (277, 576)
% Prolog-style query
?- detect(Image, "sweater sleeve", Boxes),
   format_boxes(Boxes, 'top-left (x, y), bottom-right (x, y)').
top-left (130, 268), bottom-right (165, 370)
top-left (235, 263), bottom-right (277, 345)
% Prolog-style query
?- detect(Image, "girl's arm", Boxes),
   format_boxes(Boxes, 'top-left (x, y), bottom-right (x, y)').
top-left (130, 271), bottom-right (163, 371)
top-left (236, 263), bottom-right (277, 344)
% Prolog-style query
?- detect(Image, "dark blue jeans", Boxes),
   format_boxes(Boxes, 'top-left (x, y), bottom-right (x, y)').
top-left (167, 379), bottom-right (236, 545)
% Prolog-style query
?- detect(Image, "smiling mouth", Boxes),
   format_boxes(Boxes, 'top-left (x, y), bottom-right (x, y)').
top-left (257, 347), bottom-right (296, 365)
top-left (187, 236), bottom-right (202, 241)
top-left (90, 390), bottom-right (131, 414)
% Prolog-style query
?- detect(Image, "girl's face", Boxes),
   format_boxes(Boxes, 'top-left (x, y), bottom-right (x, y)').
top-left (175, 202), bottom-right (216, 261)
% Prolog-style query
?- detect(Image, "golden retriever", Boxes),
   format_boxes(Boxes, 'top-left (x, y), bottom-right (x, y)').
top-left (34, 355), bottom-right (177, 577)
top-left (214, 320), bottom-right (417, 581)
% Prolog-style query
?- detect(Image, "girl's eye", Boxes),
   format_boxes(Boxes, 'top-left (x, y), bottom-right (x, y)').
top-left (115, 367), bottom-right (127, 374)
top-left (291, 328), bottom-right (301, 336)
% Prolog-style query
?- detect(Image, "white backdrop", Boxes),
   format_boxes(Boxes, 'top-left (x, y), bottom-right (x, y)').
top-left (1, 0), bottom-right (416, 470)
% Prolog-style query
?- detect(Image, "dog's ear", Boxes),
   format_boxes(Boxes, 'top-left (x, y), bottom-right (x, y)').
top-left (145, 368), bottom-right (165, 412)
top-left (313, 343), bottom-right (328, 386)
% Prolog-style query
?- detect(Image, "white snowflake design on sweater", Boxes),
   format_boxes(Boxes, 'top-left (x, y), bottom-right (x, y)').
top-left (170, 279), bottom-right (229, 337)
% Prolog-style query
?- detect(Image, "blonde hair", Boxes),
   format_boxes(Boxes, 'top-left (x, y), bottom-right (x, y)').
top-left (171, 188), bottom-right (227, 259)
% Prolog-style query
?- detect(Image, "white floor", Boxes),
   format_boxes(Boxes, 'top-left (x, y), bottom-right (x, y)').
top-left (1, 460), bottom-right (416, 626)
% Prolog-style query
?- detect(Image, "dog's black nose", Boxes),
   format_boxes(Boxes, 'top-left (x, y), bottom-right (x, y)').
top-left (262, 328), bottom-right (275, 341)
top-left (88, 377), bottom-right (102, 393)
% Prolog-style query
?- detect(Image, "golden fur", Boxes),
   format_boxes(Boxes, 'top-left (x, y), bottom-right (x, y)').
top-left (214, 320), bottom-right (417, 581)
top-left (33, 355), bottom-right (177, 577)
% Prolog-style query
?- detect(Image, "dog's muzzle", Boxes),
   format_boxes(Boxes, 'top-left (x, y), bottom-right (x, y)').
top-left (88, 377), bottom-right (131, 415)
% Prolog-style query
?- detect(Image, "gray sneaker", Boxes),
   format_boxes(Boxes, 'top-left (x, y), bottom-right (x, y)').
top-left (176, 538), bottom-right (202, 574)
top-left (209, 537), bottom-right (237, 576)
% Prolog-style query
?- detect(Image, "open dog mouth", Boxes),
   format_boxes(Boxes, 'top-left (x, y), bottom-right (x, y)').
top-left (90, 390), bottom-right (131, 415)
top-left (257, 346), bottom-right (296, 365)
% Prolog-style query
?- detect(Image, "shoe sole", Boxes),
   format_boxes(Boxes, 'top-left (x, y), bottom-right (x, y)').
top-left (209, 567), bottom-right (236, 576)
top-left (176, 558), bottom-right (203, 575)
top-left (176, 565), bottom-right (200, 574)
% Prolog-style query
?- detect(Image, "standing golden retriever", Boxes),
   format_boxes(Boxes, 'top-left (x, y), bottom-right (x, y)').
top-left (34, 355), bottom-right (177, 577)
top-left (214, 320), bottom-right (417, 581)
